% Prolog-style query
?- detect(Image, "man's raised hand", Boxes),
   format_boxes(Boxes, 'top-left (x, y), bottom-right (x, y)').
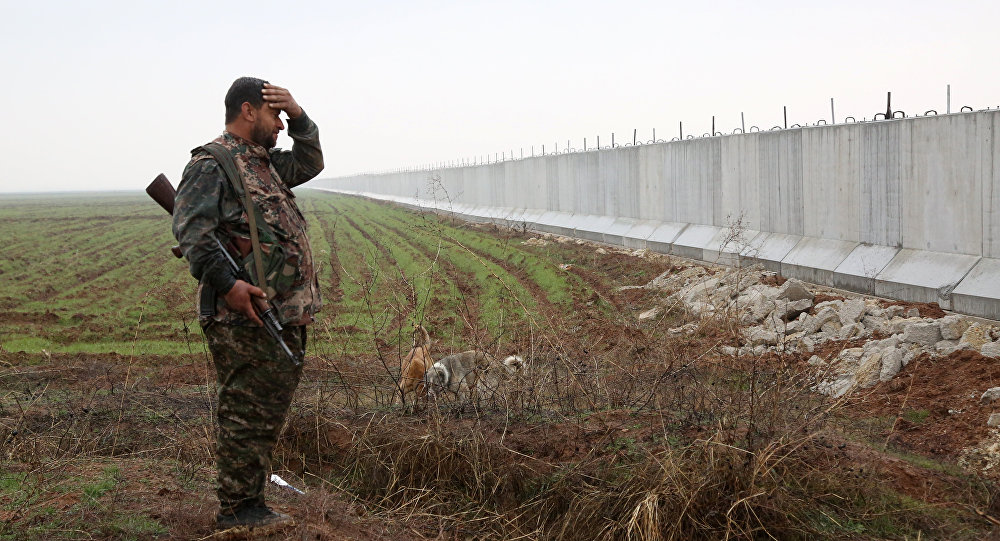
top-left (262, 84), bottom-right (303, 119)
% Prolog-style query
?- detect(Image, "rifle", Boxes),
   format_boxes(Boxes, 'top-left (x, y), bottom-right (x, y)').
top-left (145, 173), bottom-right (300, 365)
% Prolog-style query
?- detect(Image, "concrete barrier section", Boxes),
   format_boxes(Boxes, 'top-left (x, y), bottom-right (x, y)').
top-left (645, 222), bottom-right (688, 254)
top-left (603, 218), bottom-right (641, 246)
top-left (746, 233), bottom-right (801, 273)
top-left (703, 227), bottom-right (761, 267)
top-left (873, 249), bottom-right (980, 308)
top-left (572, 214), bottom-right (617, 243)
top-left (622, 220), bottom-right (661, 249)
top-left (832, 244), bottom-right (900, 294)
top-left (948, 258), bottom-right (1000, 318)
top-left (671, 224), bottom-right (722, 261)
top-left (779, 238), bottom-right (859, 287)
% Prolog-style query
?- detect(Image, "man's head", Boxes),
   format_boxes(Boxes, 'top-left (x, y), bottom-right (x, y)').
top-left (224, 76), bottom-right (283, 149)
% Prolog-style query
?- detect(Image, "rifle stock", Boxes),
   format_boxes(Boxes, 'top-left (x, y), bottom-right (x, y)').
top-left (145, 174), bottom-right (183, 258)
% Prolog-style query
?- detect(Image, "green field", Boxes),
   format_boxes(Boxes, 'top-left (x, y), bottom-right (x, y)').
top-left (0, 191), bottom-right (996, 540)
top-left (0, 191), bottom-right (594, 357)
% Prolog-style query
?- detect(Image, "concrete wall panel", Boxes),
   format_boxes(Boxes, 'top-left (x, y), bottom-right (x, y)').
top-left (669, 139), bottom-right (719, 225)
top-left (758, 130), bottom-right (803, 235)
top-left (801, 125), bottom-right (860, 240)
top-left (720, 133), bottom-right (761, 232)
top-left (859, 121), bottom-right (903, 247)
top-left (984, 114), bottom-right (1000, 257)
top-left (904, 115), bottom-right (982, 254)
top-left (637, 145), bottom-right (667, 222)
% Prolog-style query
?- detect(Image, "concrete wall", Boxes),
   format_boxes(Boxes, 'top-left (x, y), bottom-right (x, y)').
top-left (313, 110), bottom-right (1000, 319)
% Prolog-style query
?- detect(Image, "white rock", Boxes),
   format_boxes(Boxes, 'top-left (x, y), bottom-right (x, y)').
top-left (821, 320), bottom-right (843, 335)
top-left (857, 350), bottom-right (883, 387)
top-left (939, 315), bottom-right (970, 341)
top-left (861, 315), bottom-right (887, 330)
top-left (817, 374), bottom-right (855, 398)
top-left (873, 319), bottom-right (895, 337)
top-left (804, 307), bottom-right (839, 335)
top-left (838, 323), bottom-right (865, 341)
top-left (769, 298), bottom-right (813, 323)
top-left (988, 413), bottom-right (1000, 428)
top-left (737, 345), bottom-right (767, 357)
top-left (888, 317), bottom-right (921, 335)
top-left (735, 271), bottom-right (762, 294)
top-left (682, 277), bottom-right (721, 304)
top-left (876, 335), bottom-right (902, 350)
top-left (641, 270), bottom-right (675, 291)
top-left (639, 307), bottom-right (661, 320)
top-left (902, 347), bottom-right (920, 367)
top-left (720, 346), bottom-right (738, 356)
top-left (776, 278), bottom-right (814, 302)
top-left (667, 322), bottom-right (698, 334)
top-left (688, 301), bottom-right (716, 316)
top-left (746, 327), bottom-right (780, 346)
top-left (981, 387), bottom-right (1000, 402)
top-left (815, 300), bottom-right (844, 312)
top-left (808, 355), bottom-right (826, 366)
top-left (902, 321), bottom-right (943, 346)
top-left (905, 307), bottom-right (921, 318)
top-left (879, 348), bottom-right (905, 381)
top-left (981, 341), bottom-right (1000, 359)
top-left (739, 294), bottom-right (775, 325)
top-left (935, 339), bottom-right (960, 355)
top-left (884, 305), bottom-right (905, 318)
top-left (800, 336), bottom-right (816, 353)
top-left (784, 317), bottom-right (806, 335)
top-left (839, 299), bottom-right (867, 326)
top-left (959, 323), bottom-right (993, 351)
top-left (838, 347), bottom-right (865, 363)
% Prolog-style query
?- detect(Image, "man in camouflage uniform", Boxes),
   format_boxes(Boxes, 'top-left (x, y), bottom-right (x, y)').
top-left (172, 77), bottom-right (324, 530)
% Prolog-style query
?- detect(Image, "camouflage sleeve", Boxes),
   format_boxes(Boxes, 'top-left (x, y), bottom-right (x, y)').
top-left (270, 110), bottom-right (324, 188)
top-left (172, 158), bottom-right (239, 294)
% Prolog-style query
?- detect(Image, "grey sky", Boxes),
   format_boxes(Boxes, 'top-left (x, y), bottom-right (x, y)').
top-left (1, 0), bottom-right (997, 193)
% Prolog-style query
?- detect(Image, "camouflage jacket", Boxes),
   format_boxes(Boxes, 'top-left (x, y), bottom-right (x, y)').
top-left (172, 112), bottom-right (324, 326)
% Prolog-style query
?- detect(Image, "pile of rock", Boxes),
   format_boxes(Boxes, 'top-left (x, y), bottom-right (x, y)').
top-left (632, 264), bottom-right (1000, 398)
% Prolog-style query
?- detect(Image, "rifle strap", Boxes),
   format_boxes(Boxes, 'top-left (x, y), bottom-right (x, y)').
top-left (201, 143), bottom-right (268, 291)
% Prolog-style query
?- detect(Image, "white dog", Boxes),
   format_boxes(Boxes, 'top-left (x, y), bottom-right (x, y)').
top-left (424, 352), bottom-right (528, 402)
top-left (423, 350), bottom-right (490, 401)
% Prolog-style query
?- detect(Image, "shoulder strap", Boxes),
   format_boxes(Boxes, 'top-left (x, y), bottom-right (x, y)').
top-left (200, 143), bottom-right (268, 291)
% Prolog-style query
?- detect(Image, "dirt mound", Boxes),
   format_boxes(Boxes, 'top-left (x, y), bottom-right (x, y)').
top-left (847, 349), bottom-right (1000, 458)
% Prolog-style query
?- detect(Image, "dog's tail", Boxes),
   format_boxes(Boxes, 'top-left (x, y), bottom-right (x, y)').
top-left (412, 324), bottom-right (431, 348)
top-left (503, 355), bottom-right (526, 374)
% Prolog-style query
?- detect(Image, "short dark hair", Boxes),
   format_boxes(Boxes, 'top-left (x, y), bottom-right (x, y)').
top-left (224, 77), bottom-right (270, 124)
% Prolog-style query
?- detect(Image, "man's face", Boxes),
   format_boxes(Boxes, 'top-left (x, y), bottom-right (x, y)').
top-left (249, 103), bottom-right (284, 149)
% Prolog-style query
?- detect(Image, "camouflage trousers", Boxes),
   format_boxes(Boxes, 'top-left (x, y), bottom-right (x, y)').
top-left (203, 323), bottom-right (306, 513)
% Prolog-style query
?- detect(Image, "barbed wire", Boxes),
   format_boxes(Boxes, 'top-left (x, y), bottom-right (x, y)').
top-left (356, 93), bottom-right (1000, 177)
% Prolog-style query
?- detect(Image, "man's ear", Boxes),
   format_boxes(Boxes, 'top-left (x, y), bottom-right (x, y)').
top-left (240, 101), bottom-right (256, 122)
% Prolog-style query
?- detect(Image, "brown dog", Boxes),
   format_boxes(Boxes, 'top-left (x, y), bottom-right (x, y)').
top-left (398, 325), bottom-right (432, 406)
